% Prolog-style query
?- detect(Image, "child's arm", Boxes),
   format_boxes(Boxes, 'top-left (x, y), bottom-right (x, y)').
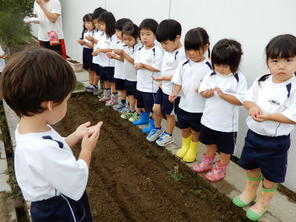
top-left (0, 54), bottom-right (7, 59)
top-left (152, 75), bottom-right (173, 81)
top-left (77, 40), bottom-right (93, 48)
top-left (36, 0), bottom-right (60, 23)
top-left (215, 87), bottom-right (242, 105)
top-left (106, 51), bottom-right (124, 62)
top-left (117, 49), bottom-right (135, 65)
top-left (134, 63), bottom-right (160, 72)
top-left (244, 101), bottom-right (264, 122)
top-left (256, 113), bottom-right (296, 124)
top-left (169, 84), bottom-right (182, 103)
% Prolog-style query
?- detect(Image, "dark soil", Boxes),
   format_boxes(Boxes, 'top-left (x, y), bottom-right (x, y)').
top-left (55, 93), bottom-right (248, 222)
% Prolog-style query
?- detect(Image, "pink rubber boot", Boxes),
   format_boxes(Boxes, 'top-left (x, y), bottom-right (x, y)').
top-left (204, 160), bottom-right (228, 182)
top-left (192, 154), bottom-right (215, 173)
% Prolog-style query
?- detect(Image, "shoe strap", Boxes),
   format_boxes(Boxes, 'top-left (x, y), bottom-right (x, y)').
top-left (247, 174), bottom-right (262, 181)
top-left (262, 183), bottom-right (279, 192)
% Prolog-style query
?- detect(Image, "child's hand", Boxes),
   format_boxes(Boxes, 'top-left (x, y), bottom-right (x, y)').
top-left (36, 0), bottom-right (45, 6)
top-left (85, 35), bottom-right (93, 41)
top-left (0, 54), bottom-right (7, 59)
top-left (92, 49), bottom-right (100, 56)
top-left (74, 122), bottom-right (92, 140)
top-left (201, 89), bottom-right (215, 98)
top-left (114, 49), bottom-right (123, 55)
top-left (134, 63), bottom-right (144, 70)
top-left (169, 93), bottom-right (177, 103)
top-left (81, 121), bottom-right (103, 152)
top-left (255, 114), bottom-right (270, 122)
top-left (215, 87), bottom-right (224, 97)
top-left (106, 52), bottom-right (114, 58)
top-left (249, 106), bottom-right (263, 122)
top-left (77, 39), bottom-right (85, 45)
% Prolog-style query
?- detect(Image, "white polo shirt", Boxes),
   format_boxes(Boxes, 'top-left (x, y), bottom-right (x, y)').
top-left (83, 30), bottom-right (94, 49)
top-left (33, 0), bottom-right (64, 41)
top-left (134, 45), bottom-right (163, 93)
top-left (123, 42), bottom-right (142, 82)
top-left (244, 74), bottom-right (296, 136)
top-left (0, 46), bottom-right (5, 72)
top-left (92, 30), bottom-right (104, 65)
top-left (14, 125), bottom-right (88, 202)
top-left (161, 47), bottom-right (186, 95)
top-left (112, 40), bottom-right (125, 79)
top-left (95, 34), bottom-right (117, 67)
top-left (172, 59), bottom-right (212, 113)
top-left (199, 71), bottom-right (248, 132)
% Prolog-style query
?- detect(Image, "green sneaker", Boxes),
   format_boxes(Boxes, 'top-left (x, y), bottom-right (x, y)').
top-left (128, 112), bottom-right (140, 122)
top-left (120, 111), bottom-right (134, 120)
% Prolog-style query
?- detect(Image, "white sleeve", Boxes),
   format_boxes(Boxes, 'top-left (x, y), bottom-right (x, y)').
top-left (134, 49), bottom-right (140, 63)
top-left (244, 79), bottom-right (259, 103)
top-left (198, 71), bottom-right (212, 93)
top-left (0, 46), bottom-right (4, 56)
top-left (171, 63), bottom-right (182, 85)
top-left (282, 90), bottom-right (296, 122)
top-left (233, 74), bottom-right (248, 103)
top-left (151, 48), bottom-right (163, 71)
top-left (33, 2), bottom-right (37, 15)
top-left (39, 144), bottom-right (88, 201)
top-left (51, 0), bottom-right (61, 15)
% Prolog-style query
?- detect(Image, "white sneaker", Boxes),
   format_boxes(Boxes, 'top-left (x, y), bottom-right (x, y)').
top-left (156, 132), bottom-right (174, 146)
top-left (146, 128), bottom-right (163, 142)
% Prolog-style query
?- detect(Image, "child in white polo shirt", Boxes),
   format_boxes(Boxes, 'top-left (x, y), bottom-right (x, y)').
top-left (146, 19), bottom-right (185, 146)
top-left (232, 34), bottom-right (296, 221)
top-left (1, 48), bottom-right (103, 222)
top-left (193, 39), bottom-right (247, 182)
top-left (133, 18), bottom-right (163, 134)
top-left (170, 27), bottom-right (212, 163)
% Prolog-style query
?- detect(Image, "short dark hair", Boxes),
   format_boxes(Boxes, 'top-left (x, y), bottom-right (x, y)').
top-left (185, 27), bottom-right (209, 51)
top-left (1, 48), bottom-right (76, 117)
top-left (122, 22), bottom-right (139, 40)
top-left (265, 34), bottom-right (296, 63)
top-left (92, 7), bottom-right (106, 20)
top-left (156, 19), bottom-right (181, 42)
top-left (98, 11), bottom-right (116, 37)
top-left (115, 18), bottom-right (132, 31)
top-left (139, 18), bottom-right (158, 35)
top-left (211, 39), bottom-right (242, 73)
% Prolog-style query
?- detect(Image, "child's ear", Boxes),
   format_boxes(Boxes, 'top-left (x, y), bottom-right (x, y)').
top-left (175, 35), bottom-right (181, 41)
top-left (41, 101), bottom-right (54, 111)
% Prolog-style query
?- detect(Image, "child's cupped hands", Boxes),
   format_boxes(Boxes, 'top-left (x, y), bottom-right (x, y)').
top-left (201, 89), bottom-right (215, 98)
top-left (77, 40), bottom-right (84, 45)
top-left (249, 106), bottom-right (265, 122)
top-left (82, 121), bottom-right (103, 152)
top-left (114, 49), bottom-right (123, 55)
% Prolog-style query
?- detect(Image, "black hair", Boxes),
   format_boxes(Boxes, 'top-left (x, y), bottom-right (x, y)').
top-left (139, 18), bottom-right (158, 35)
top-left (122, 22), bottom-right (139, 40)
top-left (211, 39), bottom-right (242, 73)
top-left (98, 11), bottom-right (116, 38)
top-left (92, 7), bottom-right (106, 20)
top-left (156, 19), bottom-right (181, 42)
top-left (80, 13), bottom-right (93, 39)
top-left (265, 34), bottom-right (296, 63)
top-left (115, 18), bottom-right (132, 31)
top-left (184, 27), bottom-right (210, 57)
top-left (1, 48), bottom-right (76, 117)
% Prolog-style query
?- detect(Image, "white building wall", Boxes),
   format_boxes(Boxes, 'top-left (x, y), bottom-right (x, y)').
top-left (55, 0), bottom-right (296, 191)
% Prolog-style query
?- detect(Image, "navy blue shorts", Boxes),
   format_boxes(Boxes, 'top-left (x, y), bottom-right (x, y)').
top-left (137, 90), bottom-right (155, 112)
top-left (100, 67), bottom-right (115, 82)
top-left (176, 108), bottom-right (202, 132)
top-left (93, 63), bottom-right (102, 77)
top-left (154, 89), bottom-right (180, 115)
top-left (31, 191), bottom-right (92, 222)
top-left (83, 48), bottom-right (94, 71)
top-left (114, 78), bottom-right (126, 91)
top-left (199, 124), bottom-right (237, 154)
top-left (239, 130), bottom-right (290, 183)
top-left (125, 80), bottom-right (137, 97)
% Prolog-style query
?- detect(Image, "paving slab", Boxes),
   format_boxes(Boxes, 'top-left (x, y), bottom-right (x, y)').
top-left (0, 174), bottom-right (11, 192)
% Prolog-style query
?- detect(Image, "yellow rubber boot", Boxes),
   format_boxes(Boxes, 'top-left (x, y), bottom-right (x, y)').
top-left (176, 135), bottom-right (192, 158)
top-left (182, 141), bottom-right (200, 163)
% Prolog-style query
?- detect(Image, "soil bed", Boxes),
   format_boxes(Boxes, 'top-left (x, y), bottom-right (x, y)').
top-left (55, 93), bottom-right (248, 222)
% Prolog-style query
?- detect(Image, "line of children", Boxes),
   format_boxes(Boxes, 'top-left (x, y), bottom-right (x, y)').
top-left (1, 48), bottom-right (102, 221)
top-left (146, 19), bottom-right (186, 146)
top-left (193, 39), bottom-right (248, 182)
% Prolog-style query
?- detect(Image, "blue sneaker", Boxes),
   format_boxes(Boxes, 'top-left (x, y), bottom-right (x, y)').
top-left (146, 128), bottom-right (163, 142)
top-left (133, 112), bottom-right (149, 125)
top-left (142, 118), bottom-right (155, 134)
